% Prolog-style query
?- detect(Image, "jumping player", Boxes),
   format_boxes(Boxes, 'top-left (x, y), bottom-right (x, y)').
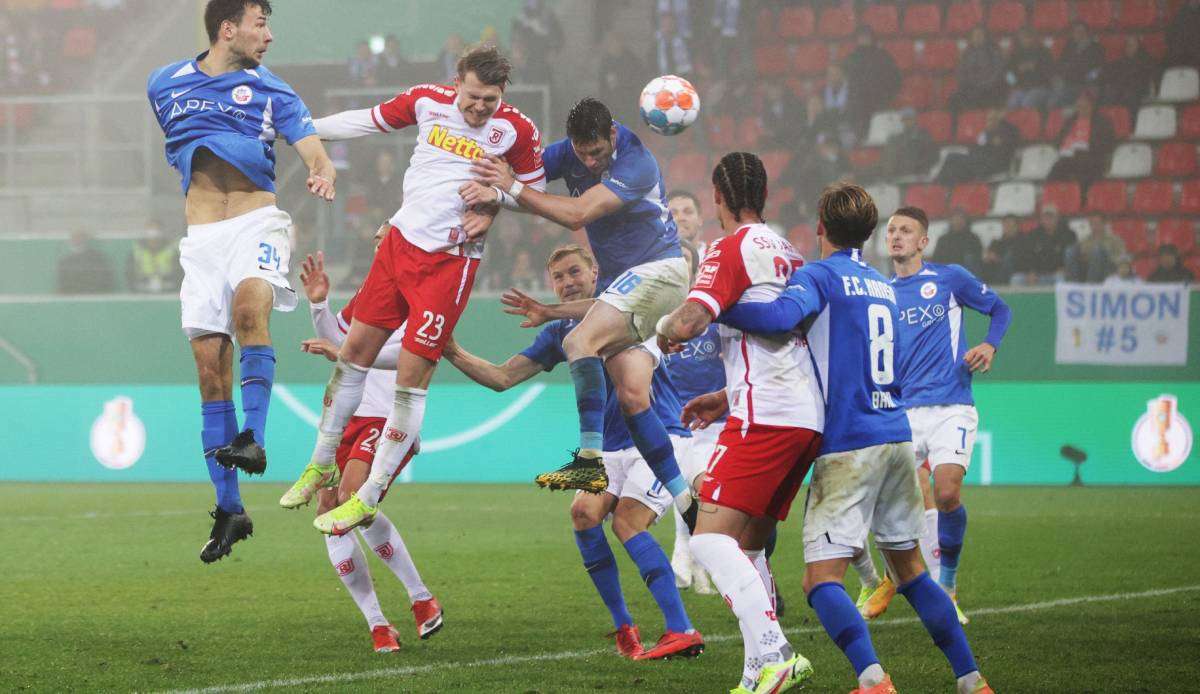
top-left (147, 0), bottom-right (336, 562)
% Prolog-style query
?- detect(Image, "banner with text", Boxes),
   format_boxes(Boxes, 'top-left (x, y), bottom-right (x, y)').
top-left (1056, 283), bottom-right (1190, 366)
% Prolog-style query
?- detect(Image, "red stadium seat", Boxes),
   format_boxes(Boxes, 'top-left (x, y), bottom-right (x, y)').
top-left (670, 153), bottom-right (710, 187)
top-left (1006, 108), bottom-right (1042, 141)
top-left (1179, 104), bottom-right (1200, 139)
top-left (918, 110), bottom-right (954, 143)
top-left (955, 109), bottom-right (988, 144)
top-left (1100, 35), bottom-right (1126, 62)
top-left (896, 74), bottom-right (934, 109)
top-left (850, 147), bottom-right (882, 171)
top-left (987, 1), bottom-right (1027, 32)
top-left (707, 115), bottom-right (737, 149)
top-left (1133, 256), bottom-right (1157, 277)
top-left (1101, 105), bottom-right (1132, 139)
top-left (1075, 1), bottom-right (1114, 29)
top-left (792, 43), bottom-right (831, 74)
top-left (949, 184), bottom-right (992, 216)
top-left (863, 3), bottom-right (900, 35)
top-left (1112, 218), bottom-right (1151, 254)
top-left (789, 224), bottom-right (818, 257)
top-left (779, 6), bottom-right (815, 38)
top-left (902, 3), bottom-right (942, 35)
top-left (756, 8), bottom-right (780, 41)
top-left (764, 186), bottom-right (795, 223)
top-left (883, 39), bottom-right (916, 71)
top-left (905, 184), bottom-right (948, 217)
top-left (736, 118), bottom-right (763, 150)
top-left (1118, 0), bottom-right (1158, 28)
top-left (1131, 180), bottom-right (1174, 214)
top-left (1043, 181), bottom-right (1083, 214)
top-left (760, 150), bottom-right (791, 183)
top-left (945, 1), bottom-right (984, 34)
top-left (1142, 32), bottom-right (1167, 60)
top-left (61, 26), bottom-right (96, 59)
top-left (755, 46), bottom-right (789, 75)
top-left (1155, 142), bottom-right (1199, 177)
top-left (1157, 218), bottom-right (1197, 253)
top-left (1044, 108), bottom-right (1066, 139)
top-left (918, 39), bottom-right (959, 72)
top-left (1180, 179), bottom-right (1200, 213)
top-left (1185, 254), bottom-right (1200, 278)
top-left (1044, 36), bottom-right (1066, 59)
top-left (1086, 180), bottom-right (1129, 213)
top-left (1032, 0), bottom-right (1071, 31)
top-left (934, 76), bottom-right (958, 108)
top-left (818, 6), bottom-right (856, 38)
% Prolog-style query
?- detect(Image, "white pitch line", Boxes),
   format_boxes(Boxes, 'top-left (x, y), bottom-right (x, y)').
top-left (157, 584), bottom-right (1200, 694)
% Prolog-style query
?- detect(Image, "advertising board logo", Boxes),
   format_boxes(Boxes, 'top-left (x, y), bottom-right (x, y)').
top-left (1131, 394), bottom-right (1192, 473)
top-left (90, 396), bottom-right (146, 470)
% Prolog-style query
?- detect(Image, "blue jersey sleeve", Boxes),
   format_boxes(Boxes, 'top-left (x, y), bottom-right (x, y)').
top-left (268, 76), bottom-right (316, 145)
top-left (947, 265), bottom-right (1012, 348)
top-left (541, 138), bottom-right (570, 182)
top-left (602, 147), bottom-right (658, 204)
top-left (718, 266), bottom-right (826, 333)
top-left (518, 322), bottom-right (567, 370)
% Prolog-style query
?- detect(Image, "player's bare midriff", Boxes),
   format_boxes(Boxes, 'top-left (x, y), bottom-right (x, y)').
top-left (185, 147), bottom-right (276, 225)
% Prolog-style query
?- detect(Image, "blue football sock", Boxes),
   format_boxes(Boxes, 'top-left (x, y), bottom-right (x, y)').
top-left (764, 525), bottom-right (779, 560)
top-left (201, 400), bottom-right (242, 513)
top-left (623, 407), bottom-right (686, 496)
top-left (938, 505), bottom-right (967, 592)
top-left (899, 572), bottom-right (978, 677)
top-left (808, 581), bottom-right (880, 677)
top-left (568, 357), bottom-right (606, 452)
top-left (239, 345), bottom-right (276, 446)
top-left (574, 525), bottom-right (633, 629)
top-left (624, 531), bottom-right (692, 633)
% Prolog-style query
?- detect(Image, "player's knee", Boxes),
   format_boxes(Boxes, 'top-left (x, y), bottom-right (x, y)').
top-left (934, 482), bottom-right (962, 512)
top-left (232, 307), bottom-right (268, 342)
top-left (562, 327), bottom-right (599, 361)
top-left (615, 385), bottom-right (651, 415)
top-left (570, 501), bottom-right (602, 531)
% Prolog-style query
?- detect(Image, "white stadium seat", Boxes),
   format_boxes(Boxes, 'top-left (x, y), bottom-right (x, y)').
top-left (865, 183), bottom-right (901, 220)
top-left (970, 219), bottom-right (1004, 248)
top-left (989, 182), bottom-right (1036, 216)
top-left (1159, 67), bottom-right (1200, 103)
top-left (925, 220), bottom-right (950, 255)
top-left (1134, 105), bottom-right (1177, 140)
top-left (865, 110), bottom-right (904, 146)
top-left (1108, 143), bottom-right (1153, 178)
top-left (1015, 144), bottom-right (1059, 180)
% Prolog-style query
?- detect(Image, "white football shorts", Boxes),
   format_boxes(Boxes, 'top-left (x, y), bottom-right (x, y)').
top-left (179, 205), bottom-right (297, 340)
top-left (597, 256), bottom-right (689, 342)
top-left (907, 404), bottom-right (979, 471)
top-left (680, 422), bottom-right (722, 485)
top-left (584, 434), bottom-right (690, 520)
top-left (802, 441), bottom-right (925, 562)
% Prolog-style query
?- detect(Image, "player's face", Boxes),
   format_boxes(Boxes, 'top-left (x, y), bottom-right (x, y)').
top-left (548, 255), bottom-right (597, 303)
top-left (455, 72), bottom-right (504, 128)
top-left (227, 5), bottom-right (272, 68)
top-left (885, 215), bottom-right (928, 261)
top-left (570, 129), bottom-right (616, 176)
top-left (669, 196), bottom-right (702, 242)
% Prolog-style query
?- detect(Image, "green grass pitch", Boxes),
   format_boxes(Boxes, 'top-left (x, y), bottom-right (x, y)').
top-left (6, 483), bottom-right (1199, 693)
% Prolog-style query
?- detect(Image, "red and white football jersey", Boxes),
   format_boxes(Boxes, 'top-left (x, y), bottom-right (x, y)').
top-left (336, 294), bottom-right (401, 419)
top-left (686, 223), bottom-right (825, 431)
top-left (370, 83), bottom-right (545, 258)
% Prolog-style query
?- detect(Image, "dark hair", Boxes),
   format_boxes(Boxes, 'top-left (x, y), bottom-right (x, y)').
top-left (566, 98), bottom-right (613, 144)
top-left (679, 238), bottom-right (700, 278)
top-left (711, 152), bottom-right (768, 219)
top-left (456, 45), bottom-right (512, 87)
top-left (818, 182), bottom-right (878, 249)
top-left (205, 0), bottom-right (271, 44)
top-left (667, 190), bottom-right (701, 209)
top-left (891, 206), bottom-right (928, 233)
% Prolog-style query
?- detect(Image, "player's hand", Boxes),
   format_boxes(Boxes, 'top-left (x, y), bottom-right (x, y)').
top-left (300, 338), bottom-right (339, 362)
top-left (461, 207), bottom-right (496, 240)
top-left (681, 391), bottom-right (730, 430)
top-left (471, 155), bottom-right (516, 190)
top-left (307, 165), bottom-right (336, 202)
top-left (459, 181), bottom-right (499, 206)
top-left (656, 332), bottom-right (686, 355)
top-left (501, 287), bottom-right (552, 328)
top-left (299, 251), bottom-right (330, 303)
top-left (964, 342), bottom-right (997, 374)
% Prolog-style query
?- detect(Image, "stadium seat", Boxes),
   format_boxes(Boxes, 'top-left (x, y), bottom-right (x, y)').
top-left (990, 182), bottom-right (1037, 216)
top-left (755, 46), bottom-right (789, 75)
top-left (1015, 144), bottom-right (1060, 179)
top-left (793, 42), bottom-right (831, 74)
top-left (950, 183), bottom-right (992, 216)
top-left (905, 184), bottom-right (948, 218)
top-left (1131, 180), bottom-right (1173, 214)
top-left (789, 223), bottom-right (818, 256)
top-left (1043, 181), bottom-right (1083, 213)
top-left (1100, 35), bottom-right (1128, 62)
top-left (818, 6), bottom-right (856, 37)
top-left (863, 3), bottom-right (900, 35)
top-left (918, 39), bottom-right (960, 72)
top-left (1143, 32), bottom-right (1167, 60)
top-left (1184, 254), bottom-right (1200, 278)
top-left (867, 183), bottom-right (902, 219)
top-left (1134, 105), bottom-right (1177, 139)
top-left (883, 39), bottom-right (917, 71)
top-left (764, 186), bottom-right (795, 223)
top-left (760, 150), bottom-right (791, 183)
top-left (1044, 108), bottom-right (1066, 139)
top-left (955, 109), bottom-right (988, 144)
top-left (61, 26), bottom-right (96, 59)
top-left (945, 1), bottom-right (983, 33)
top-left (934, 76), bottom-right (958, 109)
top-left (736, 117), bottom-right (763, 150)
top-left (925, 220), bottom-right (952, 254)
top-left (1157, 218), bottom-right (1197, 253)
top-left (1159, 67), bottom-right (1200, 103)
top-left (779, 6), bottom-right (815, 38)
top-left (1044, 35), bottom-right (1066, 59)
top-left (902, 3), bottom-right (942, 35)
top-left (1075, 0), bottom-right (1115, 30)
top-left (669, 153), bottom-right (709, 187)
top-left (866, 110), bottom-right (906, 146)
top-left (971, 218), bottom-right (1004, 247)
top-left (1032, 0), bottom-right (1071, 31)
top-left (1006, 108), bottom-right (1042, 141)
top-left (1100, 105), bottom-right (1132, 139)
top-left (1118, 0), bottom-right (1158, 28)
top-left (850, 147), bottom-right (882, 171)
top-left (1179, 104), bottom-right (1200, 139)
top-left (1086, 180), bottom-right (1129, 213)
top-left (1133, 256), bottom-right (1158, 277)
top-left (1180, 179), bottom-right (1200, 213)
top-left (1108, 143), bottom-right (1154, 178)
top-left (756, 8), bottom-right (780, 41)
top-left (706, 115), bottom-right (737, 149)
top-left (1112, 218), bottom-right (1151, 254)
top-left (987, 1), bottom-right (1027, 32)
top-left (1155, 142), bottom-right (1199, 177)
top-left (918, 110), bottom-right (954, 143)
top-left (896, 74), bottom-right (934, 109)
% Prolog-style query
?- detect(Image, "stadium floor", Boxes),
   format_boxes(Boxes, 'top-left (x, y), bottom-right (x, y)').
top-left (7, 483), bottom-right (1199, 693)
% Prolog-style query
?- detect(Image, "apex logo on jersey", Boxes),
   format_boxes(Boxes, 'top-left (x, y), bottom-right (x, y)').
top-left (335, 558), bottom-right (355, 576)
top-left (427, 125), bottom-right (485, 160)
top-left (385, 427), bottom-right (408, 444)
top-left (231, 85), bottom-right (253, 105)
top-left (1131, 394), bottom-right (1192, 473)
top-left (920, 281), bottom-right (938, 299)
top-left (90, 396), bottom-right (146, 470)
top-left (373, 542), bottom-right (394, 560)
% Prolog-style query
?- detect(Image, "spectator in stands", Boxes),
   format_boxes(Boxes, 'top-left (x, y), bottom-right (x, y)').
top-left (788, 133), bottom-right (848, 209)
top-left (1105, 255), bottom-right (1140, 284)
top-left (1101, 36), bottom-right (1157, 117)
top-left (1011, 205), bottom-right (1076, 285)
top-left (438, 34), bottom-right (466, 81)
top-left (709, 0), bottom-right (742, 79)
top-left (1006, 28), bottom-right (1054, 110)
top-left (1046, 91), bottom-right (1115, 189)
top-left (936, 107), bottom-right (1020, 183)
top-left (655, 10), bottom-right (694, 78)
top-left (933, 209), bottom-right (984, 274)
top-left (510, 33), bottom-right (549, 86)
top-left (1165, 0), bottom-right (1200, 70)
top-left (1049, 23), bottom-right (1104, 109)
top-left (797, 93), bottom-right (840, 149)
top-left (511, 0), bottom-right (562, 87)
top-left (1065, 214), bottom-right (1127, 282)
top-left (126, 224), bottom-right (180, 294)
top-left (878, 108), bottom-right (936, 180)
top-left (57, 231), bottom-right (116, 294)
top-left (377, 34), bottom-right (407, 86)
top-left (823, 64), bottom-right (850, 119)
top-left (362, 149), bottom-right (400, 213)
top-left (0, 15), bottom-right (22, 90)
top-left (949, 27), bottom-right (1007, 112)
top-left (348, 40), bottom-right (378, 87)
top-left (599, 33), bottom-right (646, 125)
top-left (344, 213), bottom-right (387, 291)
top-left (980, 215), bottom-right (1021, 286)
top-left (1147, 244), bottom-right (1196, 282)
top-left (841, 28), bottom-right (901, 135)
top-left (509, 249), bottom-right (541, 291)
top-left (759, 81), bottom-right (802, 148)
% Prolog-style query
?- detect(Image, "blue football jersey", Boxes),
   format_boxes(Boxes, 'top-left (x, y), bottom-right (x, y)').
top-left (542, 123), bottom-right (680, 288)
top-left (890, 262), bottom-right (1008, 407)
top-left (661, 324), bottom-right (726, 424)
top-left (520, 319), bottom-right (689, 450)
top-left (148, 53), bottom-right (316, 194)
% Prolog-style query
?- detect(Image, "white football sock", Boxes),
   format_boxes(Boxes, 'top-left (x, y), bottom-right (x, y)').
top-left (325, 534), bottom-right (387, 628)
top-left (358, 510), bottom-right (432, 603)
top-left (738, 617), bottom-right (763, 690)
top-left (859, 663), bottom-right (886, 688)
top-left (744, 548), bottom-right (776, 610)
top-left (312, 358), bottom-right (368, 464)
top-left (921, 508), bottom-right (940, 583)
top-left (852, 546), bottom-right (881, 590)
top-left (671, 508), bottom-right (693, 588)
top-left (357, 386), bottom-right (426, 507)
top-left (690, 533), bottom-right (790, 661)
top-left (956, 670), bottom-right (982, 693)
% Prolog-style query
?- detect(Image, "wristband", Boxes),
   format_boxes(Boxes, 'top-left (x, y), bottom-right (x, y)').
top-left (508, 179), bottom-right (525, 199)
top-left (655, 314), bottom-right (672, 337)
top-left (492, 185), bottom-right (513, 207)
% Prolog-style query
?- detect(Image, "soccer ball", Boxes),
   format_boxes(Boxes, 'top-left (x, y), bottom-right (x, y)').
top-left (639, 75), bottom-right (700, 136)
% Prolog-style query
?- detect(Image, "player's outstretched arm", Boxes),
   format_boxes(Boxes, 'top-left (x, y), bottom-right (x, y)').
top-left (656, 301), bottom-right (713, 354)
top-left (500, 287), bottom-right (592, 327)
top-left (294, 135), bottom-right (336, 202)
top-left (442, 339), bottom-right (544, 392)
top-left (312, 108), bottom-right (381, 141)
top-left (472, 156), bottom-right (623, 230)
top-left (681, 390), bottom-right (729, 431)
top-left (719, 293), bottom-right (807, 335)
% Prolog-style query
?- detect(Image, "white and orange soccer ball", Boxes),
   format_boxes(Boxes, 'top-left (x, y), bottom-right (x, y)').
top-left (639, 75), bottom-right (700, 136)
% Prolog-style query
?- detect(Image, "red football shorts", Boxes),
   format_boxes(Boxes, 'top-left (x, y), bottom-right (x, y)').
top-left (335, 415), bottom-right (415, 502)
top-left (353, 227), bottom-right (479, 361)
top-left (698, 417), bottom-right (822, 521)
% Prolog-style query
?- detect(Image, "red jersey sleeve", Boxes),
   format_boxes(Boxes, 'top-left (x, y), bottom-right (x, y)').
top-left (686, 230), bottom-right (752, 318)
top-left (370, 84), bottom-right (452, 132)
top-left (499, 105), bottom-right (546, 185)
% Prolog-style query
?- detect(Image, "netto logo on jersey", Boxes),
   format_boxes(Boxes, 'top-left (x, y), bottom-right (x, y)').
top-left (1131, 394), bottom-right (1192, 473)
top-left (920, 281), bottom-right (938, 299)
top-left (385, 427), bottom-right (408, 443)
top-left (427, 125), bottom-right (485, 160)
top-left (231, 85), bottom-right (253, 105)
